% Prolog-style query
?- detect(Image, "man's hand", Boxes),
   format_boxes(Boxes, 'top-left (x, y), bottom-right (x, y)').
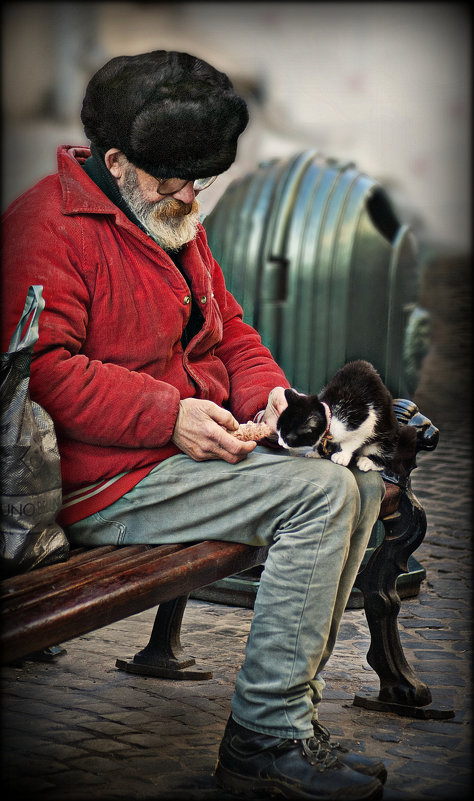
top-left (261, 386), bottom-right (289, 433)
top-left (172, 398), bottom-right (257, 463)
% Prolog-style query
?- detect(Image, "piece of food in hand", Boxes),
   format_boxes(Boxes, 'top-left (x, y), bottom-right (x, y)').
top-left (231, 421), bottom-right (273, 441)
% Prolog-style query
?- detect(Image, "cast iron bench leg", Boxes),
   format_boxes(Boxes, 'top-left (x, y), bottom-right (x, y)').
top-left (353, 486), bottom-right (454, 719)
top-left (116, 594), bottom-right (213, 680)
top-left (353, 487), bottom-right (431, 704)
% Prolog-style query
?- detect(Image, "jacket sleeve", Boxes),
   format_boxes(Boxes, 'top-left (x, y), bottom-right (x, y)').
top-left (1, 199), bottom-right (181, 449)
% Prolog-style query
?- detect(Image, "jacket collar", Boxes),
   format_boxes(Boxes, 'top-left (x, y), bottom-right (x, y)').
top-left (58, 144), bottom-right (125, 217)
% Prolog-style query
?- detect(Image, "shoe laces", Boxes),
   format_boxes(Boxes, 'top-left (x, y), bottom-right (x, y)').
top-left (311, 720), bottom-right (347, 754)
top-left (299, 737), bottom-right (340, 771)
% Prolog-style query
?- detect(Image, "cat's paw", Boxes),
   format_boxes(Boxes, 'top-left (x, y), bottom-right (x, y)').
top-left (330, 451), bottom-right (351, 467)
top-left (305, 450), bottom-right (321, 459)
top-left (356, 456), bottom-right (383, 472)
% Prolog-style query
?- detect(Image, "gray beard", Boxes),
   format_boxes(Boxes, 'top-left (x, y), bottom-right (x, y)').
top-left (119, 168), bottom-right (200, 251)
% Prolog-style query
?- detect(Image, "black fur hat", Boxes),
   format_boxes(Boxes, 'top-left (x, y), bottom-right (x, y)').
top-left (81, 50), bottom-right (249, 179)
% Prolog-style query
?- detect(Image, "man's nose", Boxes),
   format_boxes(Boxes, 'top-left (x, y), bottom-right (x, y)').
top-left (173, 182), bottom-right (196, 203)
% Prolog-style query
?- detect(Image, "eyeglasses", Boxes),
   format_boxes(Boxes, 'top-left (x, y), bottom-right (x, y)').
top-left (156, 176), bottom-right (218, 196)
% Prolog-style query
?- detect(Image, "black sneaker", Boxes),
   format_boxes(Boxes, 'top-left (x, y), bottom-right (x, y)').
top-left (311, 721), bottom-right (387, 785)
top-left (215, 716), bottom-right (383, 800)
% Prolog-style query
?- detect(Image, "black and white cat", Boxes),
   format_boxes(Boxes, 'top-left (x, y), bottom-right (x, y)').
top-left (276, 360), bottom-right (399, 472)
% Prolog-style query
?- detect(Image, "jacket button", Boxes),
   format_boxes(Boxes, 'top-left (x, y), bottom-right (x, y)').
top-left (183, 295), bottom-right (191, 305)
top-left (200, 295), bottom-right (207, 304)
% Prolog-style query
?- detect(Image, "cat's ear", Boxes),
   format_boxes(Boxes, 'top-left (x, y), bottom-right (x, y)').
top-left (284, 388), bottom-right (301, 405)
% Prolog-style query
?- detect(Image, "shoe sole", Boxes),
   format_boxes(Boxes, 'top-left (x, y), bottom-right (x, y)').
top-left (215, 760), bottom-right (383, 800)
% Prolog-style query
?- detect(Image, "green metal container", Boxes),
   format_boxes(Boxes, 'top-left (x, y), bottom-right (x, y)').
top-left (198, 151), bottom-right (424, 609)
top-left (204, 150), bottom-right (418, 397)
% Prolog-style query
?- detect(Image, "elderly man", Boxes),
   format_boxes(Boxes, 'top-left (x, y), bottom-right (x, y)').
top-left (2, 50), bottom-right (386, 800)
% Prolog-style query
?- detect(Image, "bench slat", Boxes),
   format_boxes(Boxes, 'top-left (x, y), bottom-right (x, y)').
top-left (1, 540), bottom-right (268, 664)
top-left (1, 546), bottom-right (120, 594)
top-left (1, 545), bottom-right (182, 604)
top-left (3, 544), bottom-right (189, 614)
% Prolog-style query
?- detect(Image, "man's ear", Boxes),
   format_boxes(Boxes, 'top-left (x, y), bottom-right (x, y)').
top-left (105, 148), bottom-right (124, 179)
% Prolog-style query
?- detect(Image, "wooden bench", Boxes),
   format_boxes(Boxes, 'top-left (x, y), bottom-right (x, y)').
top-left (0, 399), bottom-right (440, 715)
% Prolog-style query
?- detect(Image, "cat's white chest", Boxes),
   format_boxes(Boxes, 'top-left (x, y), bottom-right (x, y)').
top-left (327, 407), bottom-right (378, 467)
top-left (331, 407), bottom-right (377, 446)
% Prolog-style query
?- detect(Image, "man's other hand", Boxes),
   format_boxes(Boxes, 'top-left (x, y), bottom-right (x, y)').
top-left (261, 386), bottom-right (289, 433)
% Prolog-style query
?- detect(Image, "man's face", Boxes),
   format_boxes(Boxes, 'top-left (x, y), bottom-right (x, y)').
top-left (118, 159), bottom-right (201, 251)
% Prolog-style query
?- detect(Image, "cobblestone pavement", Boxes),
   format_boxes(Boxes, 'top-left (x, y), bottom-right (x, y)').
top-left (1, 249), bottom-right (471, 801)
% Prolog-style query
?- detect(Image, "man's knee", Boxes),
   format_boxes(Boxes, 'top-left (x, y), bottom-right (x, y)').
top-left (315, 462), bottom-right (383, 524)
top-left (293, 458), bottom-right (362, 521)
top-left (327, 463), bottom-right (362, 513)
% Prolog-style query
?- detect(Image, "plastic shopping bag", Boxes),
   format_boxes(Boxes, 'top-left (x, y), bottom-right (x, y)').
top-left (1, 285), bottom-right (69, 576)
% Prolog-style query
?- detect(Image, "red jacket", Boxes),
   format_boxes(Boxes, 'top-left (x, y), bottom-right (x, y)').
top-left (2, 146), bottom-right (289, 524)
